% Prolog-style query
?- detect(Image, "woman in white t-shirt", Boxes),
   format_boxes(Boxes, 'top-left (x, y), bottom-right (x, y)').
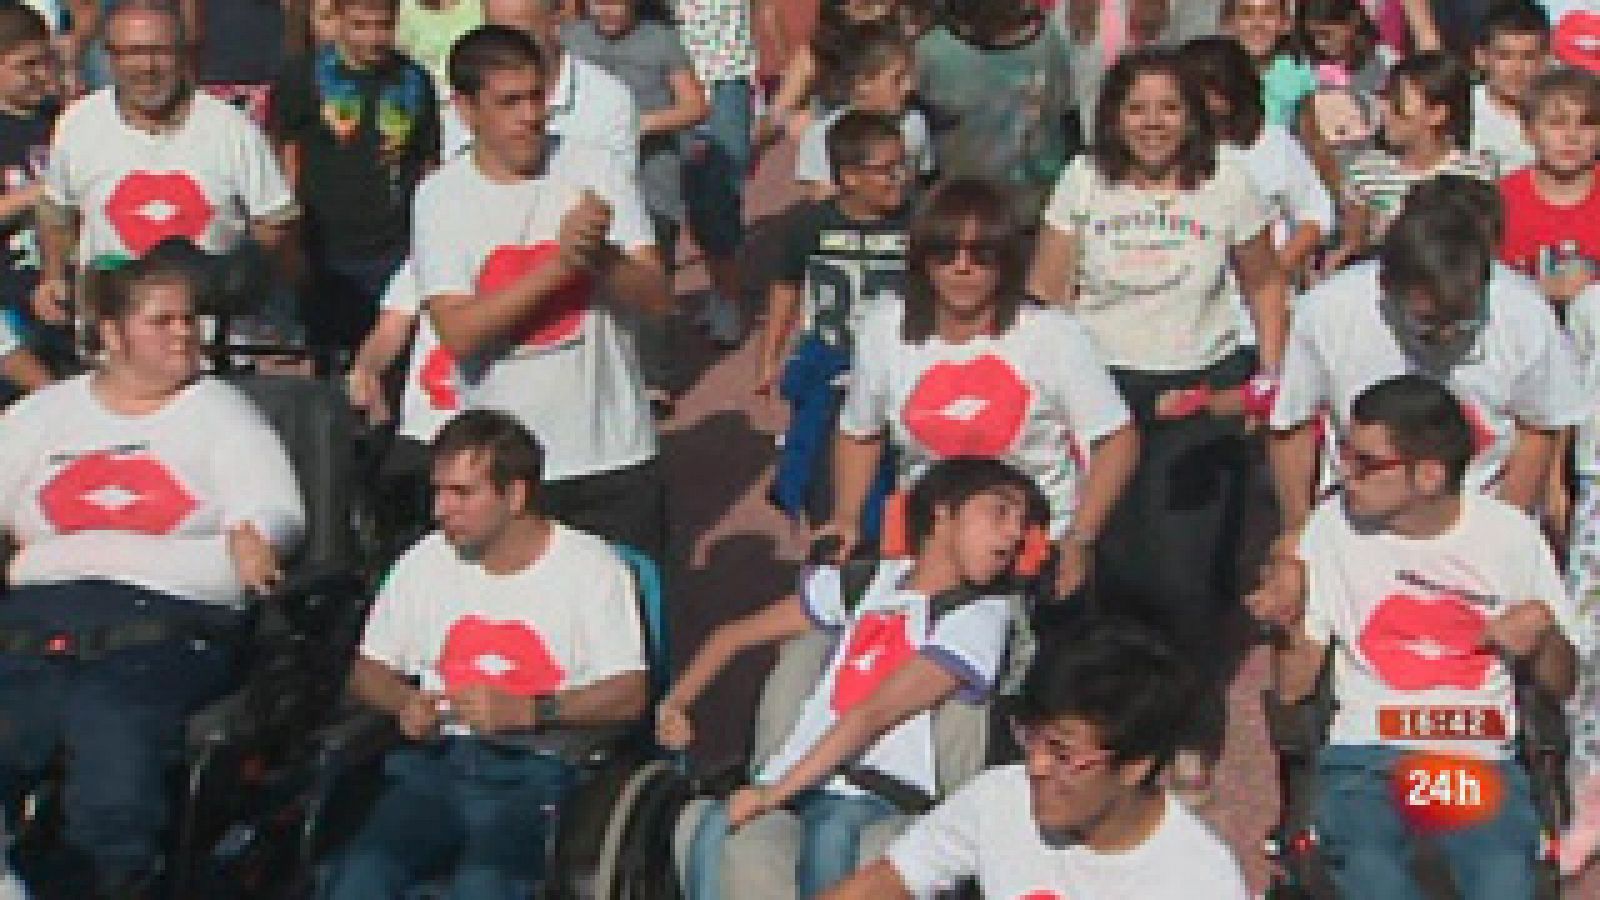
top-left (1027, 46), bottom-right (1290, 801)
top-left (0, 245), bottom-right (303, 891)
top-left (816, 179), bottom-right (1138, 605)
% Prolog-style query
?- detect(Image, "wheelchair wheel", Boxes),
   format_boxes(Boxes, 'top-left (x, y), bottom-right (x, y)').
top-left (544, 753), bottom-right (693, 900)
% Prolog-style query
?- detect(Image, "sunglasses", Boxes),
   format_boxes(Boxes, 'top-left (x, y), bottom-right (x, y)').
top-left (1010, 718), bottom-right (1113, 776)
top-left (925, 237), bottom-right (1005, 268)
top-left (1334, 438), bottom-right (1410, 480)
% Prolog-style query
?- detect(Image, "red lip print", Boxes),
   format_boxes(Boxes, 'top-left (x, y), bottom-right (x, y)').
top-left (476, 243), bottom-right (592, 350)
top-left (1017, 892), bottom-right (1066, 900)
top-left (1459, 398), bottom-right (1494, 457)
top-left (901, 355), bottom-right (1032, 459)
top-left (419, 344), bottom-right (459, 410)
top-left (103, 171), bottom-right (215, 256)
top-left (438, 616), bottom-right (566, 696)
top-left (38, 452), bottom-right (197, 535)
top-left (1555, 12), bottom-right (1600, 73)
top-left (1358, 592), bottom-right (1494, 692)
top-left (831, 611), bottom-right (916, 714)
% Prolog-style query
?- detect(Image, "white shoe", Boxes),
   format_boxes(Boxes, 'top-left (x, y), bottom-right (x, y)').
top-left (702, 294), bottom-right (743, 348)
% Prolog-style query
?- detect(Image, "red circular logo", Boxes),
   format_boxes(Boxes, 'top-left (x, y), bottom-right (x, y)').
top-left (103, 170), bottom-right (216, 256)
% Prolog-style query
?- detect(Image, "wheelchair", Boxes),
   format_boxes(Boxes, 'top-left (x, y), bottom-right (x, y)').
top-left (1262, 643), bottom-right (1571, 900)
top-left (7, 373), bottom-right (374, 899)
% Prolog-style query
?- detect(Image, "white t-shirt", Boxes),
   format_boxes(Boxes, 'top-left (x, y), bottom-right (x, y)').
top-left (412, 139), bottom-right (657, 482)
top-left (1567, 284), bottom-right (1600, 479)
top-left (793, 107), bottom-right (934, 186)
top-left (439, 52), bottom-right (641, 167)
top-left (360, 525), bottom-right (646, 734)
top-left (0, 375), bottom-right (304, 609)
top-left (1271, 262), bottom-right (1586, 492)
top-left (887, 765), bottom-right (1251, 899)
top-left (43, 89), bottom-right (296, 262)
top-left (1042, 155), bottom-right (1270, 371)
top-left (380, 259), bottom-right (458, 444)
top-left (1299, 492), bottom-right (1580, 759)
top-left (757, 559), bottom-right (1010, 798)
top-left (840, 304), bottom-right (1130, 536)
top-left (1471, 84), bottom-right (1535, 178)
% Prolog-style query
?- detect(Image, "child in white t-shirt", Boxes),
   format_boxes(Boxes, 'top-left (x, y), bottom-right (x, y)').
top-left (657, 458), bottom-right (1047, 900)
top-left (1251, 373), bottom-right (1580, 899)
top-left (1470, 2), bottom-right (1550, 178)
top-left (826, 617), bottom-right (1251, 900)
top-left (1561, 282), bottom-right (1600, 874)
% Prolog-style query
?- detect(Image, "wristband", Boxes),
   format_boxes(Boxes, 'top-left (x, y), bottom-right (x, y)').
top-left (1242, 371), bottom-right (1280, 419)
top-left (534, 693), bottom-right (561, 732)
top-left (1160, 384), bottom-right (1212, 419)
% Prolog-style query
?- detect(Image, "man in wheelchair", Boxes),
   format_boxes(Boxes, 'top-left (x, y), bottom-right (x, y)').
top-left (322, 409), bottom-right (648, 900)
top-left (657, 457), bottom-right (1046, 898)
top-left (826, 619), bottom-right (1251, 899)
top-left (1248, 374), bottom-right (1581, 899)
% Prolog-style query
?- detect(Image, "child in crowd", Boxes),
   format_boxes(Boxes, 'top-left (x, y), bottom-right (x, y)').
top-left (1293, 0), bottom-right (1390, 194)
top-left (1221, 0), bottom-right (1311, 128)
top-left (1498, 66), bottom-right (1600, 304)
top-left (1472, 1), bottom-right (1550, 176)
top-left (659, 456), bottom-right (1047, 900)
top-left (0, 4), bottom-right (60, 392)
top-left (1329, 51), bottom-right (1495, 269)
top-left (764, 111), bottom-right (910, 539)
top-left (562, 0), bottom-right (707, 402)
top-left (793, 24), bottom-right (930, 200)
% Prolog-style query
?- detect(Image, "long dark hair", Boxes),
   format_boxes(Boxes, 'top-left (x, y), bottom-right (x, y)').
top-left (1387, 51), bottom-right (1474, 151)
top-left (1181, 37), bottom-right (1265, 146)
top-left (939, 0), bottom-right (1041, 49)
top-left (902, 180), bottom-right (1028, 345)
top-left (1091, 48), bottom-right (1218, 190)
top-left (1291, 0), bottom-right (1379, 66)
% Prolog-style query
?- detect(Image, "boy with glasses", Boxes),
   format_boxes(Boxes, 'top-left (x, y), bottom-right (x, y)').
top-left (1269, 176), bottom-right (1585, 543)
top-left (1248, 373), bottom-right (1581, 899)
top-left (822, 617), bottom-right (1250, 899)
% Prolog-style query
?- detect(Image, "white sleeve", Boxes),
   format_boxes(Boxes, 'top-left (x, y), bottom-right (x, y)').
top-left (906, 109), bottom-right (934, 175)
top-left (1568, 287), bottom-right (1600, 418)
top-left (576, 149), bottom-right (654, 250)
top-left (922, 597), bottom-right (1008, 701)
top-left (1517, 513), bottom-right (1586, 656)
top-left (213, 396), bottom-right (305, 551)
top-left (380, 258), bottom-right (422, 314)
top-left (837, 312), bottom-right (893, 438)
top-left (1282, 136), bottom-right (1335, 233)
top-left (1224, 160), bottom-right (1271, 245)
top-left (1297, 506), bottom-right (1338, 645)
top-left (413, 180), bottom-right (473, 299)
top-left (1270, 297), bottom-right (1331, 430)
top-left (41, 114), bottom-right (75, 209)
top-left (569, 548), bottom-right (648, 686)
top-left (0, 312), bottom-right (22, 359)
top-left (231, 114), bottom-right (298, 221)
top-left (0, 394), bottom-right (40, 531)
top-left (793, 118), bottom-right (831, 185)
top-left (800, 566), bottom-right (848, 630)
top-left (1040, 156), bottom-right (1092, 234)
top-left (1506, 292), bottom-right (1588, 430)
top-left (1042, 314), bottom-right (1130, 447)
top-left (884, 772), bottom-right (986, 895)
top-left (359, 556), bottom-right (421, 673)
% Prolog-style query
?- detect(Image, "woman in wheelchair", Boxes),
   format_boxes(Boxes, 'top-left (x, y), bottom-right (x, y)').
top-left (1248, 374), bottom-right (1581, 900)
top-left (658, 457), bottom-right (1046, 899)
top-left (0, 247), bottom-right (305, 895)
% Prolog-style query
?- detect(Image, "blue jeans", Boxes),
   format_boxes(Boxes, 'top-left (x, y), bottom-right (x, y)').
top-left (1316, 744), bottom-right (1540, 900)
top-left (0, 581), bottom-right (243, 885)
top-left (683, 80), bottom-right (751, 259)
top-left (686, 788), bottom-right (896, 899)
top-left (322, 739), bottom-right (576, 900)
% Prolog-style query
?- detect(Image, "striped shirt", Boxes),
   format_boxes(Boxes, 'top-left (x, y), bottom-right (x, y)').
top-left (1343, 147), bottom-right (1498, 244)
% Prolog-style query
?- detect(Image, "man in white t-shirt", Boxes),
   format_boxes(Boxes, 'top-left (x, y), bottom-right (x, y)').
top-left (34, 0), bottom-right (298, 327)
top-left (413, 25), bottom-right (671, 560)
top-left (1249, 374), bottom-right (1579, 900)
top-left (824, 618), bottom-right (1250, 900)
top-left (1269, 178), bottom-right (1585, 539)
top-left (325, 409), bottom-right (648, 900)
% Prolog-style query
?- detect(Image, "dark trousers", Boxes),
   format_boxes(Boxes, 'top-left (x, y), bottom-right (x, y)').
top-left (541, 457), bottom-right (668, 564)
top-left (304, 249), bottom-right (405, 356)
top-left (1095, 352), bottom-right (1253, 756)
top-left (0, 581), bottom-right (244, 885)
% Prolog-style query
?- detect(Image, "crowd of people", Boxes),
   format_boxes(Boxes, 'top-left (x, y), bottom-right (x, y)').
top-left (0, 0), bottom-right (1598, 897)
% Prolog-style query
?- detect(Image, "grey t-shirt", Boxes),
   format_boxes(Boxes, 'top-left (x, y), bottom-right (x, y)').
top-left (561, 18), bottom-right (692, 222)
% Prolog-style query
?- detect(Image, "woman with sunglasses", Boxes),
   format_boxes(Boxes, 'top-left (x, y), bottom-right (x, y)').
top-left (814, 178), bottom-right (1137, 609)
top-left (1027, 46), bottom-right (1289, 804)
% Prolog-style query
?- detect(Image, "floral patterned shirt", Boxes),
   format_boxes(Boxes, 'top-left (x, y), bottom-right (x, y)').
top-left (674, 0), bottom-right (756, 84)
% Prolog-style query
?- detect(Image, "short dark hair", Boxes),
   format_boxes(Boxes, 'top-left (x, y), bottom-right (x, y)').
top-left (903, 179), bottom-right (1028, 344)
top-left (1521, 65), bottom-right (1600, 126)
top-left (448, 25), bottom-right (544, 98)
top-left (1292, 0), bottom-right (1379, 64)
top-left (1349, 374), bottom-right (1474, 491)
top-left (1379, 187), bottom-right (1494, 321)
top-left (85, 238), bottom-right (205, 353)
top-left (333, 0), bottom-right (402, 13)
top-left (905, 457), bottom-right (1049, 553)
top-left (1092, 47), bottom-right (1218, 190)
top-left (431, 409), bottom-right (547, 512)
top-left (1479, 0), bottom-right (1550, 46)
top-left (838, 21), bottom-right (910, 101)
top-left (1402, 174), bottom-right (1504, 247)
top-left (1388, 51), bottom-right (1474, 150)
top-left (0, 4), bottom-right (49, 56)
top-left (1016, 618), bottom-right (1196, 781)
top-left (827, 109), bottom-right (903, 184)
top-left (1180, 36), bottom-right (1265, 146)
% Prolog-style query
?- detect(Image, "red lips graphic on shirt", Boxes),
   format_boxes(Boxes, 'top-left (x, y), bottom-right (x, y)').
top-left (901, 355), bottom-right (1032, 459)
top-left (1358, 592), bottom-right (1494, 692)
top-left (831, 611), bottom-right (916, 714)
top-left (38, 452), bottom-right (197, 535)
top-left (419, 344), bottom-right (459, 410)
top-left (103, 171), bottom-right (216, 256)
top-left (476, 243), bottom-right (592, 350)
top-left (1555, 12), bottom-right (1600, 73)
top-left (437, 616), bottom-right (566, 696)
top-left (1460, 398), bottom-right (1495, 457)
top-left (1017, 892), bottom-right (1067, 900)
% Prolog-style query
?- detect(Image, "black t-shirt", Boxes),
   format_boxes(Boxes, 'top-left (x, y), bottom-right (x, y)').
top-left (199, 0), bottom-right (288, 85)
top-left (272, 49), bottom-right (439, 258)
top-left (775, 200), bottom-right (910, 354)
top-left (0, 103), bottom-right (58, 309)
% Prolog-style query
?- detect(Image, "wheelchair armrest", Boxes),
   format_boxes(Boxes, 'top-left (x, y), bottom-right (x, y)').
top-left (311, 706), bottom-right (401, 771)
top-left (1262, 687), bottom-right (1333, 762)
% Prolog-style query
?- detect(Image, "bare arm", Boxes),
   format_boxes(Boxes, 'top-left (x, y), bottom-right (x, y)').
top-left (0, 184), bottom-right (42, 225)
top-left (1398, 0), bottom-right (1443, 54)
top-left (0, 349), bottom-right (52, 392)
top-left (1529, 628), bottom-right (1578, 700)
top-left (1499, 425), bottom-right (1560, 514)
top-left (758, 281), bottom-right (802, 387)
top-left (1070, 424), bottom-right (1138, 542)
top-left (1235, 230), bottom-right (1291, 370)
top-left (548, 669), bottom-right (650, 726)
top-left (1278, 222), bottom-right (1325, 284)
top-left (352, 309), bottom-right (418, 374)
top-left (1027, 226), bottom-right (1079, 307)
top-left (827, 432), bottom-right (887, 536)
top-left (661, 595), bottom-right (813, 714)
top-left (1273, 629), bottom-right (1330, 704)
top-left (1269, 421), bottom-right (1321, 537)
top-left (251, 215), bottom-right (304, 287)
top-left (349, 656), bottom-right (420, 719)
top-left (819, 860), bottom-right (913, 900)
top-left (639, 67), bottom-right (708, 137)
top-left (36, 195), bottom-right (75, 286)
